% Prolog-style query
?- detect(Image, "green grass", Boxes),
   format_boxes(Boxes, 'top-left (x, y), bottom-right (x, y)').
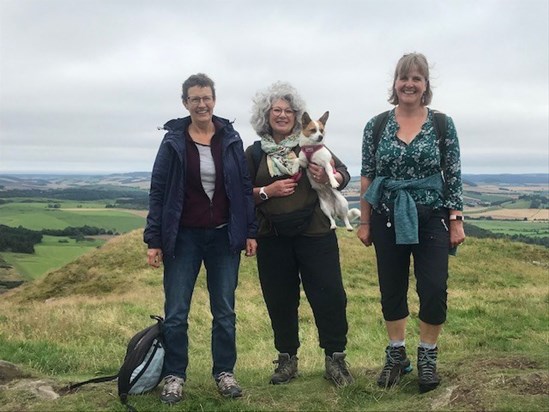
top-left (2, 235), bottom-right (105, 279)
top-left (467, 220), bottom-right (549, 238)
top-left (0, 201), bottom-right (144, 232)
top-left (463, 191), bottom-right (515, 203)
top-left (0, 230), bottom-right (547, 411)
top-left (502, 199), bottom-right (534, 209)
top-left (0, 200), bottom-right (145, 279)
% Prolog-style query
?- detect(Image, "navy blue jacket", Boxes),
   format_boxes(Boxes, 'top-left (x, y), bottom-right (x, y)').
top-left (144, 115), bottom-right (257, 257)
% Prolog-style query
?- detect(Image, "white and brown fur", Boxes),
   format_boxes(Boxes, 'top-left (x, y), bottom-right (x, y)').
top-left (296, 111), bottom-right (360, 230)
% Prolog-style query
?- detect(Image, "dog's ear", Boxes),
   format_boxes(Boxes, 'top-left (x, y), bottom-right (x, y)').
top-left (302, 112), bottom-right (311, 126)
top-left (319, 111), bottom-right (329, 125)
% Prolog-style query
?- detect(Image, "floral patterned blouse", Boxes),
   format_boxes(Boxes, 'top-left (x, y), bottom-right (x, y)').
top-left (361, 108), bottom-right (463, 211)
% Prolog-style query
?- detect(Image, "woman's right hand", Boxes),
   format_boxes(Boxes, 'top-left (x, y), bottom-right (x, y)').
top-left (269, 178), bottom-right (298, 197)
top-left (357, 224), bottom-right (373, 247)
top-left (147, 248), bottom-right (163, 268)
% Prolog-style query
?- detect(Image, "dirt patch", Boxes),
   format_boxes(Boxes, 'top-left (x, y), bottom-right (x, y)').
top-left (444, 356), bottom-right (548, 410)
top-left (448, 386), bottom-right (486, 411)
top-left (503, 373), bottom-right (549, 396)
top-left (473, 356), bottom-right (540, 370)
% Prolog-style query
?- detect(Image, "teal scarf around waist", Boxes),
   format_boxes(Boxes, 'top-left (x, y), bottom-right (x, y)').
top-left (364, 173), bottom-right (444, 244)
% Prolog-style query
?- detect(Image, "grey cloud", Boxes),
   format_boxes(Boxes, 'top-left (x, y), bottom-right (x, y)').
top-left (0, 0), bottom-right (547, 174)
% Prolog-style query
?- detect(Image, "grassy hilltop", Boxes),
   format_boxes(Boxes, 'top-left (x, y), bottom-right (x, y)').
top-left (0, 230), bottom-right (548, 411)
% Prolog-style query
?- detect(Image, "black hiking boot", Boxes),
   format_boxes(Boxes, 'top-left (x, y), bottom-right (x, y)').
top-left (417, 346), bottom-right (441, 393)
top-left (377, 345), bottom-right (413, 388)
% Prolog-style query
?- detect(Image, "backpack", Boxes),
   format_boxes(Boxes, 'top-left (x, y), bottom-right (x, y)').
top-left (371, 110), bottom-right (447, 168)
top-left (65, 315), bottom-right (165, 412)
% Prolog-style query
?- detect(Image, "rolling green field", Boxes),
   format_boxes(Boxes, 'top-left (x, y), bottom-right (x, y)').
top-left (467, 220), bottom-right (549, 238)
top-left (0, 202), bottom-right (145, 232)
top-left (2, 235), bottom-right (105, 280)
top-left (0, 201), bottom-right (146, 279)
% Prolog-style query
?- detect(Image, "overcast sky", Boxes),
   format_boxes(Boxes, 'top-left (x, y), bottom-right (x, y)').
top-left (0, 0), bottom-right (548, 176)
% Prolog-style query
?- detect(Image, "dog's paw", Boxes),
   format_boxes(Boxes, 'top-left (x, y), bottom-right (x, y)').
top-left (330, 181), bottom-right (339, 189)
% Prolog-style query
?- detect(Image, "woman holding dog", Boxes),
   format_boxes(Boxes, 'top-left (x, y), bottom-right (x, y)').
top-left (144, 73), bottom-right (257, 403)
top-left (357, 53), bottom-right (465, 393)
top-left (245, 81), bottom-right (353, 387)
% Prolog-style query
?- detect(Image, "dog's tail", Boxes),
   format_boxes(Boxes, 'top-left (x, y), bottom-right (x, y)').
top-left (348, 208), bottom-right (361, 221)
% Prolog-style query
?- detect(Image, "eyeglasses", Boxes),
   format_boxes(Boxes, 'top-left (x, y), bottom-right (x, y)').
top-left (187, 95), bottom-right (214, 105)
top-left (271, 107), bottom-right (295, 116)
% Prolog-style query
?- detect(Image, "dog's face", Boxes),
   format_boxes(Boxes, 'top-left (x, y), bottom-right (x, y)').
top-left (300, 111), bottom-right (329, 144)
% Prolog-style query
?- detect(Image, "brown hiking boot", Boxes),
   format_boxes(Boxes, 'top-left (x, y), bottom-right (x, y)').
top-left (270, 353), bottom-right (298, 384)
top-left (324, 352), bottom-right (354, 387)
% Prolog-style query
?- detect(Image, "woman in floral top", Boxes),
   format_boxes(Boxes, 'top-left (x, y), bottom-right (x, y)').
top-left (357, 53), bottom-right (465, 394)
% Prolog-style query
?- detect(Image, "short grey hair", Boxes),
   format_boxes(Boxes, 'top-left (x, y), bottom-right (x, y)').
top-left (181, 73), bottom-right (216, 102)
top-left (250, 81), bottom-right (307, 136)
top-left (388, 53), bottom-right (433, 106)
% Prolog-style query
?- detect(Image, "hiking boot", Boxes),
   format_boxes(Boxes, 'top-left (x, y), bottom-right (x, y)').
top-left (160, 375), bottom-right (184, 404)
top-left (270, 353), bottom-right (298, 384)
top-left (417, 346), bottom-right (441, 393)
top-left (377, 345), bottom-right (413, 388)
top-left (324, 352), bottom-right (354, 387)
top-left (215, 372), bottom-right (242, 398)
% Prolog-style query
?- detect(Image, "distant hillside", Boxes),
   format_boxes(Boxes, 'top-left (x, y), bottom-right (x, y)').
top-left (351, 174), bottom-right (547, 185)
top-left (0, 172), bottom-right (151, 191)
top-left (1, 173), bottom-right (547, 191)
top-left (462, 173), bottom-right (548, 185)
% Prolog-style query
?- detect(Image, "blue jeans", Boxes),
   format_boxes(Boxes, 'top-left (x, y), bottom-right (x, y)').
top-left (162, 226), bottom-right (241, 380)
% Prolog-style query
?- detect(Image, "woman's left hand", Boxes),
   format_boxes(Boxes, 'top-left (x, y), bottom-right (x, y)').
top-left (308, 163), bottom-right (328, 184)
top-left (450, 221), bottom-right (466, 248)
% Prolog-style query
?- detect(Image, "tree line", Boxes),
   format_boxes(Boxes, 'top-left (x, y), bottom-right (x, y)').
top-left (0, 188), bottom-right (148, 202)
top-left (464, 223), bottom-right (549, 248)
top-left (0, 225), bottom-right (118, 254)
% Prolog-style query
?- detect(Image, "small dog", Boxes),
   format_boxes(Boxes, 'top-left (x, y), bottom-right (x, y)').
top-left (296, 111), bottom-right (360, 230)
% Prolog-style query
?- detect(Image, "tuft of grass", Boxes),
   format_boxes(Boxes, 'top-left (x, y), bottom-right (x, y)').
top-left (0, 229), bottom-right (547, 411)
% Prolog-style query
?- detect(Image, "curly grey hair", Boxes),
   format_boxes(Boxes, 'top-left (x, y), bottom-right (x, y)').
top-left (250, 81), bottom-right (307, 136)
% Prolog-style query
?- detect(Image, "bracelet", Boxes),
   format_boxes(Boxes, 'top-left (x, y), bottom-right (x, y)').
top-left (359, 221), bottom-right (370, 225)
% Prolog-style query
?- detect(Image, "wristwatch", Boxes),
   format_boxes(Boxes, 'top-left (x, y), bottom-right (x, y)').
top-left (449, 215), bottom-right (464, 221)
top-left (259, 186), bottom-right (269, 201)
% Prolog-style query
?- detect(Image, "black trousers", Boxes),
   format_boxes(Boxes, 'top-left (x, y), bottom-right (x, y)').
top-left (256, 231), bottom-right (348, 355)
top-left (371, 206), bottom-right (450, 325)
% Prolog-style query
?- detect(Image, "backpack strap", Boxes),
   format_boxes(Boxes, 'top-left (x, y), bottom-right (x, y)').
top-left (250, 140), bottom-right (263, 184)
top-left (432, 110), bottom-right (448, 170)
top-left (371, 110), bottom-right (391, 154)
top-left (63, 373), bottom-right (119, 393)
top-left (372, 109), bottom-right (447, 157)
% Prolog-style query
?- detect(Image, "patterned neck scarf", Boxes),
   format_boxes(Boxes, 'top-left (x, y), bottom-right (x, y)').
top-left (260, 133), bottom-right (301, 177)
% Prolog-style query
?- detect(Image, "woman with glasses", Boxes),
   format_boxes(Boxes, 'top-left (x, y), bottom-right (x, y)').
top-left (144, 73), bottom-right (257, 404)
top-left (245, 81), bottom-right (353, 387)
